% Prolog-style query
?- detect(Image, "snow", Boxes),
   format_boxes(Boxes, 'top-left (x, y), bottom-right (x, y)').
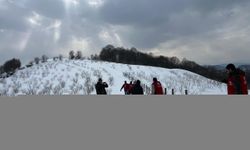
top-left (0, 58), bottom-right (232, 96)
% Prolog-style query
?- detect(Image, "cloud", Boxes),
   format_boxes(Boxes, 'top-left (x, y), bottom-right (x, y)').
top-left (0, 1), bottom-right (30, 31)
top-left (25, 0), bottom-right (66, 19)
top-left (0, 0), bottom-right (250, 65)
top-left (97, 0), bottom-right (250, 64)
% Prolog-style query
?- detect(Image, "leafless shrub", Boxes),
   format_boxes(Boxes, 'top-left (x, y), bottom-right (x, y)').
top-left (72, 77), bottom-right (78, 85)
top-left (81, 71), bottom-right (90, 79)
top-left (84, 77), bottom-right (94, 95)
top-left (39, 84), bottom-right (53, 95)
top-left (38, 89), bottom-right (49, 95)
top-left (108, 76), bottom-right (114, 86)
top-left (52, 85), bottom-right (63, 95)
top-left (22, 84), bottom-right (37, 95)
top-left (70, 84), bottom-right (81, 95)
top-left (0, 88), bottom-right (8, 96)
top-left (123, 72), bottom-right (135, 81)
top-left (12, 81), bottom-right (21, 94)
top-left (93, 70), bottom-right (102, 79)
top-left (59, 81), bottom-right (66, 88)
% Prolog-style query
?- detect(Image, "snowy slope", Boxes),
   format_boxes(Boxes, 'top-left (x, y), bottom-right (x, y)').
top-left (0, 58), bottom-right (228, 96)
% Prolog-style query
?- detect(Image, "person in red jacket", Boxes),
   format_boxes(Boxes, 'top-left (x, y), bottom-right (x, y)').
top-left (226, 64), bottom-right (248, 95)
top-left (151, 77), bottom-right (164, 95)
top-left (120, 81), bottom-right (130, 95)
top-left (127, 81), bottom-right (134, 95)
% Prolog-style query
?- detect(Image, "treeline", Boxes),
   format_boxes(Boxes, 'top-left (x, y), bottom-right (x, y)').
top-left (0, 50), bottom-right (89, 78)
top-left (98, 45), bottom-right (227, 83)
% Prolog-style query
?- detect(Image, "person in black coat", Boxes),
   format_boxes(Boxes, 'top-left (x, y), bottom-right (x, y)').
top-left (95, 78), bottom-right (108, 95)
top-left (131, 80), bottom-right (144, 95)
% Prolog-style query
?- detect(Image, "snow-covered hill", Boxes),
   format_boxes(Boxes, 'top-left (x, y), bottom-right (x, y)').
top-left (0, 59), bottom-right (228, 96)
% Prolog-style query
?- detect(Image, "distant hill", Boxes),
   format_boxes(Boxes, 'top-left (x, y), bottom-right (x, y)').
top-left (98, 45), bottom-right (227, 84)
top-left (239, 65), bottom-right (250, 70)
top-left (206, 64), bottom-right (250, 71)
top-left (205, 64), bottom-right (250, 89)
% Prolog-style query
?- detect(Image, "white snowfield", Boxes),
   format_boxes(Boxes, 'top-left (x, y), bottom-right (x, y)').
top-left (0, 58), bottom-right (232, 96)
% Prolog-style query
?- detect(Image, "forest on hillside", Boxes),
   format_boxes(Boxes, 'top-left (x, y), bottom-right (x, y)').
top-left (98, 45), bottom-right (250, 88)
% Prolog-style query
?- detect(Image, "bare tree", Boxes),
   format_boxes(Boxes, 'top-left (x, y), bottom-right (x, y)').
top-left (0, 65), bottom-right (4, 74)
top-left (75, 51), bottom-right (82, 59)
top-left (69, 50), bottom-right (75, 60)
top-left (59, 54), bottom-right (63, 61)
top-left (34, 57), bottom-right (40, 64)
top-left (170, 57), bottom-right (180, 65)
top-left (3, 58), bottom-right (21, 73)
top-left (41, 55), bottom-right (48, 63)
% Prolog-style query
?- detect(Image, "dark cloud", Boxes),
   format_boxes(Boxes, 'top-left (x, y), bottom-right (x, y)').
top-left (0, 0), bottom-right (250, 65)
top-left (99, 0), bottom-right (187, 26)
top-left (99, 0), bottom-right (250, 48)
top-left (192, 0), bottom-right (250, 13)
top-left (0, 1), bottom-right (30, 31)
top-left (25, 0), bottom-right (66, 19)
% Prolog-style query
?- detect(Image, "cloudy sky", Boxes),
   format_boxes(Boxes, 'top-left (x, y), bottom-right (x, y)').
top-left (0, 0), bottom-right (250, 65)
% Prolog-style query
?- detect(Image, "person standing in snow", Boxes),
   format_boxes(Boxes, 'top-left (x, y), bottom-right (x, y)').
top-left (127, 81), bottom-right (134, 95)
top-left (120, 81), bottom-right (130, 95)
top-left (151, 77), bottom-right (164, 95)
top-left (225, 64), bottom-right (248, 95)
top-left (131, 80), bottom-right (144, 95)
top-left (95, 78), bottom-right (109, 95)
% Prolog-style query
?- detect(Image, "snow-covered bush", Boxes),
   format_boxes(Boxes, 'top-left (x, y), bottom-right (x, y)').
top-left (84, 77), bottom-right (94, 95)
top-left (81, 71), bottom-right (90, 79)
top-left (0, 87), bottom-right (8, 96)
top-left (123, 72), bottom-right (136, 81)
top-left (72, 77), bottom-right (78, 85)
top-left (11, 81), bottom-right (21, 94)
top-left (52, 85), bottom-right (63, 95)
top-left (59, 80), bottom-right (66, 88)
top-left (108, 76), bottom-right (114, 86)
top-left (93, 70), bottom-right (102, 79)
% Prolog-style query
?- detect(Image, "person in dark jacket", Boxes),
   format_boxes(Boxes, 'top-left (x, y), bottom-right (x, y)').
top-left (225, 64), bottom-right (248, 95)
top-left (131, 80), bottom-right (144, 95)
top-left (95, 78), bottom-right (108, 95)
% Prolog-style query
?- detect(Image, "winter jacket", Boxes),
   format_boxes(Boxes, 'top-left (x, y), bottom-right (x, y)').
top-left (127, 84), bottom-right (134, 94)
top-left (121, 83), bottom-right (130, 94)
top-left (131, 83), bottom-right (144, 95)
top-left (95, 82), bottom-right (108, 95)
top-left (152, 81), bottom-right (164, 95)
top-left (227, 69), bottom-right (248, 95)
